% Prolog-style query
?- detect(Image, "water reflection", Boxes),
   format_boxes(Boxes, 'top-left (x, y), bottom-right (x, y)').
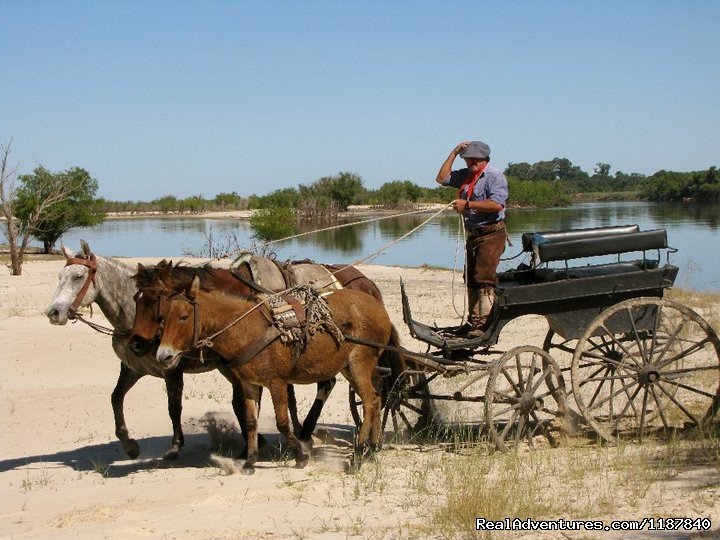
top-left (646, 202), bottom-right (720, 228)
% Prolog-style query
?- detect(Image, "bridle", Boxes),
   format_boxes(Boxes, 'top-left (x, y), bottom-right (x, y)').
top-left (162, 289), bottom-right (279, 368)
top-left (133, 286), bottom-right (169, 342)
top-left (65, 254), bottom-right (98, 318)
top-left (165, 290), bottom-right (203, 351)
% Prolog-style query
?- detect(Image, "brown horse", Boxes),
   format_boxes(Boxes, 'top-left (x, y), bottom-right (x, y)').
top-left (155, 271), bottom-right (400, 474)
top-left (130, 259), bottom-right (386, 442)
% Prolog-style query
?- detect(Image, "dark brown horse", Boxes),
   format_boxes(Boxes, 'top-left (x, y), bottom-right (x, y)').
top-left (155, 271), bottom-right (400, 473)
top-left (130, 258), bottom-right (386, 443)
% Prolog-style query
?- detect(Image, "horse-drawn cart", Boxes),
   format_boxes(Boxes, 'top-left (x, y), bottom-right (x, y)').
top-left (350, 224), bottom-right (720, 451)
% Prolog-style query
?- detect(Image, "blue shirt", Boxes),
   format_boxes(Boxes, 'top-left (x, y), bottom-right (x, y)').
top-left (443, 165), bottom-right (508, 229)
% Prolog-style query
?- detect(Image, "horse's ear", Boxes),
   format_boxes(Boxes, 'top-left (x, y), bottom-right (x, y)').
top-left (136, 263), bottom-right (145, 272)
top-left (189, 275), bottom-right (201, 299)
top-left (60, 242), bottom-right (74, 260)
top-left (80, 239), bottom-right (91, 257)
top-left (159, 262), bottom-right (172, 281)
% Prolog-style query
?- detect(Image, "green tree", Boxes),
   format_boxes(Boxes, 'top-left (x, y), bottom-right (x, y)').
top-left (249, 187), bottom-right (300, 209)
top-left (213, 191), bottom-right (246, 209)
top-left (372, 180), bottom-right (422, 208)
top-left (249, 206), bottom-right (295, 255)
top-left (300, 172), bottom-right (366, 211)
top-left (153, 195), bottom-right (179, 213)
top-left (15, 166), bottom-right (104, 254)
top-left (504, 162), bottom-right (534, 181)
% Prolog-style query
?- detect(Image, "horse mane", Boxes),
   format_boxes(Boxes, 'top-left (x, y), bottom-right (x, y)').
top-left (132, 260), bottom-right (258, 298)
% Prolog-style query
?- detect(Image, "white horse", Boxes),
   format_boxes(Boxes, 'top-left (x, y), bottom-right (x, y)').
top-left (45, 240), bottom-right (251, 460)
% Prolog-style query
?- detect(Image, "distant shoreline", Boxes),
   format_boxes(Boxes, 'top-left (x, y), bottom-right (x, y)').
top-left (104, 204), bottom-right (450, 221)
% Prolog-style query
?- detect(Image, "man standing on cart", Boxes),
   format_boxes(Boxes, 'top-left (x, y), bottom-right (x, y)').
top-left (436, 140), bottom-right (508, 339)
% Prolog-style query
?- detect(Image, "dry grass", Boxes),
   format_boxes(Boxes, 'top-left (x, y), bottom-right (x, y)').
top-left (667, 287), bottom-right (720, 331)
top-left (316, 429), bottom-right (720, 539)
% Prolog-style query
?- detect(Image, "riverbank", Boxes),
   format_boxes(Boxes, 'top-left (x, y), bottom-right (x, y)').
top-left (104, 204), bottom-right (451, 221)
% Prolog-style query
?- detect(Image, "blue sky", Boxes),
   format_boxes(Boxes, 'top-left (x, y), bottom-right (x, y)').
top-left (2, 1), bottom-right (719, 201)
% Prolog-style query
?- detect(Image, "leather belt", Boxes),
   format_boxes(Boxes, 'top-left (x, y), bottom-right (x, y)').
top-left (466, 221), bottom-right (505, 237)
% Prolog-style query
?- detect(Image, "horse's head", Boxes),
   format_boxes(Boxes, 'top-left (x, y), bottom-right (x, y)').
top-left (156, 275), bottom-right (202, 370)
top-left (128, 261), bottom-right (173, 356)
top-left (45, 240), bottom-right (99, 325)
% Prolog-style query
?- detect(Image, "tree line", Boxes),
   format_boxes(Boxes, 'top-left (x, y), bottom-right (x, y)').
top-left (97, 161), bottom-right (719, 217)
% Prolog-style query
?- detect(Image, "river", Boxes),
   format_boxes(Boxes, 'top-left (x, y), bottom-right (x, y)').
top-left (58, 201), bottom-right (719, 292)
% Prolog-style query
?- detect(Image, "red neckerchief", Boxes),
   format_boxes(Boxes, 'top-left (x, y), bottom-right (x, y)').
top-left (458, 162), bottom-right (488, 201)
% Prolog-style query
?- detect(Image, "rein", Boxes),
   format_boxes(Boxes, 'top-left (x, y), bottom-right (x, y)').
top-left (70, 312), bottom-right (130, 338)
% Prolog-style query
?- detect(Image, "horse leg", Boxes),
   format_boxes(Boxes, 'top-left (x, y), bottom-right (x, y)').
top-left (298, 377), bottom-right (337, 442)
top-left (163, 367), bottom-right (184, 460)
top-left (345, 360), bottom-right (381, 463)
top-left (218, 367), bottom-right (268, 458)
top-left (240, 381), bottom-right (261, 475)
top-left (268, 380), bottom-right (308, 469)
top-left (111, 364), bottom-right (143, 459)
top-left (287, 384), bottom-right (302, 435)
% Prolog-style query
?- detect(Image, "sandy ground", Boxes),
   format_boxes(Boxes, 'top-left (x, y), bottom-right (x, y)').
top-left (1, 257), bottom-right (719, 539)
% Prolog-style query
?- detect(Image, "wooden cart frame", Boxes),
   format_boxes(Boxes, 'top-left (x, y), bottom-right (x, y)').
top-left (350, 224), bottom-right (720, 451)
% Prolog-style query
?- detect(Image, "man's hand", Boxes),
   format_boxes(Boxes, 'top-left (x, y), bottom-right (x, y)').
top-left (451, 198), bottom-right (468, 214)
top-left (453, 141), bottom-right (470, 156)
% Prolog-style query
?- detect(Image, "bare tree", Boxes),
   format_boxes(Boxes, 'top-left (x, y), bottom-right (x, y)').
top-left (1, 140), bottom-right (90, 275)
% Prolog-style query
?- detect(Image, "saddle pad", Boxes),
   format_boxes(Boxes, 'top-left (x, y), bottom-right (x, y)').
top-left (234, 253), bottom-right (287, 291)
top-left (291, 264), bottom-right (343, 293)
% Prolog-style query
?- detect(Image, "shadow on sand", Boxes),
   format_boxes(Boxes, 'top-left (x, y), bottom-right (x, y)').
top-left (0, 415), bottom-right (359, 478)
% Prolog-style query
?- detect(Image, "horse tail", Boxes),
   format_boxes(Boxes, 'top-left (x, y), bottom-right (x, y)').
top-left (379, 323), bottom-right (409, 377)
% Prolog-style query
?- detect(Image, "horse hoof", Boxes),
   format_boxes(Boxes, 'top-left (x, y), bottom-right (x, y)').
top-left (241, 464), bottom-right (255, 476)
top-left (163, 449), bottom-right (180, 460)
top-left (294, 455), bottom-right (309, 469)
top-left (124, 440), bottom-right (140, 460)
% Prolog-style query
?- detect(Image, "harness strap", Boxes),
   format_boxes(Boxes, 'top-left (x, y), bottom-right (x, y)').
top-left (280, 294), bottom-right (306, 325)
top-left (222, 326), bottom-right (281, 370)
top-left (229, 267), bottom-right (276, 295)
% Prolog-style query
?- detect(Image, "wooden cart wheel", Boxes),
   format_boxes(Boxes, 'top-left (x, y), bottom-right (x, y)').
top-left (350, 371), bottom-right (435, 439)
top-left (542, 329), bottom-right (576, 395)
top-left (348, 384), bottom-right (365, 429)
top-left (382, 372), bottom-right (436, 439)
top-left (543, 329), bottom-right (577, 357)
top-left (485, 345), bottom-right (567, 452)
top-left (571, 297), bottom-right (720, 443)
top-left (347, 370), bottom-right (400, 426)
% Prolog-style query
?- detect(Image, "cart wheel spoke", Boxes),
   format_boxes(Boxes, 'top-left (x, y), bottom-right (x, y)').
top-left (650, 386), bottom-right (670, 431)
top-left (573, 297), bottom-right (720, 443)
top-left (486, 346), bottom-right (566, 452)
top-left (499, 409), bottom-right (521, 442)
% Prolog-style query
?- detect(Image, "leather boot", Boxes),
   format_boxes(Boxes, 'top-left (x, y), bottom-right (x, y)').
top-left (453, 287), bottom-right (481, 336)
top-left (467, 287), bottom-right (495, 339)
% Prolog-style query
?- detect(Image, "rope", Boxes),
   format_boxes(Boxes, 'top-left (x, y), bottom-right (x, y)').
top-left (343, 203), bottom-right (452, 267)
top-left (450, 214), bottom-right (466, 319)
top-left (186, 204), bottom-right (454, 348)
top-left (209, 206), bottom-right (452, 262)
top-left (70, 313), bottom-right (129, 338)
